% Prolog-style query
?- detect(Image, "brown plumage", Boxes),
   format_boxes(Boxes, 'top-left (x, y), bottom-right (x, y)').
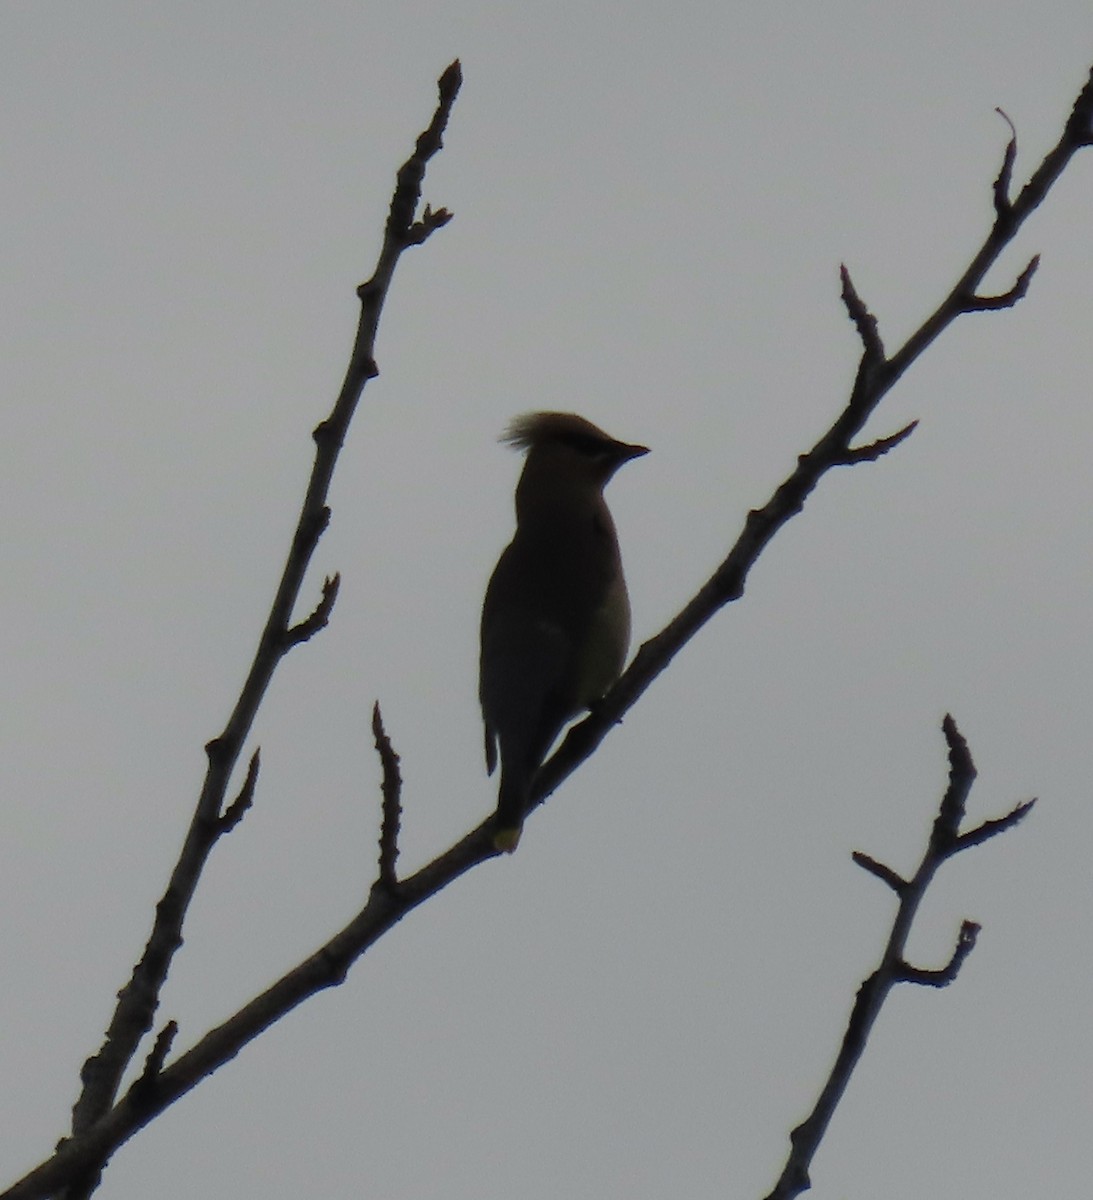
top-left (479, 412), bottom-right (648, 851)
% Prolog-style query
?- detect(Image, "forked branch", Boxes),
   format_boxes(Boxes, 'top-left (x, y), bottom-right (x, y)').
top-left (763, 716), bottom-right (1035, 1200)
top-left (533, 63), bottom-right (1093, 812)
top-left (4, 57), bottom-right (1085, 1200)
top-left (17, 60), bottom-right (463, 1200)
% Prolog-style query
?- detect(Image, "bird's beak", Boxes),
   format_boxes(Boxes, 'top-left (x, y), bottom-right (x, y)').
top-left (616, 441), bottom-right (650, 463)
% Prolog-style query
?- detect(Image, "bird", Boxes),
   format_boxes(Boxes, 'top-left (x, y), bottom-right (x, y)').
top-left (479, 412), bottom-right (648, 852)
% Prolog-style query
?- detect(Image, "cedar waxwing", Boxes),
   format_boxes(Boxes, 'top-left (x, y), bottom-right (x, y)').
top-left (479, 412), bottom-right (648, 852)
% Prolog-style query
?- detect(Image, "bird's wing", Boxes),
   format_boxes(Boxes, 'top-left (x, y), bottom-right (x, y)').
top-left (480, 612), bottom-right (573, 775)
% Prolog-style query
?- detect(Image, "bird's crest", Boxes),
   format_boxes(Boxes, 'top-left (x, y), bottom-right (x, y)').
top-left (501, 412), bottom-right (611, 452)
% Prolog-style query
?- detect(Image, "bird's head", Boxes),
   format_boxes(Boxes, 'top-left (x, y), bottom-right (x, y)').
top-left (502, 412), bottom-right (649, 495)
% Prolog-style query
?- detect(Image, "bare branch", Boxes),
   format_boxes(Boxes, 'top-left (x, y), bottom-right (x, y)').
top-left (405, 202), bottom-right (455, 246)
top-left (218, 749), bottom-right (260, 834)
top-left (530, 66), bottom-right (1093, 817)
top-left (285, 573), bottom-right (341, 648)
top-left (8, 55), bottom-right (1081, 1200)
top-left (838, 420), bottom-right (919, 465)
top-left (763, 720), bottom-right (1030, 1200)
top-left (897, 921), bottom-right (981, 986)
top-left (992, 107), bottom-right (1017, 217)
top-left (934, 712), bottom-right (977, 840)
top-left (372, 702), bottom-right (403, 891)
top-left (8, 711), bottom-right (1035, 1200)
top-left (40, 62), bottom-right (463, 1200)
top-left (839, 263), bottom-right (885, 365)
top-left (129, 1022), bottom-right (179, 1105)
top-left (960, 254), bottom-right (1040, 312)
top-left (384, 60), bottom-right (462, 247)
top-left (852, 851), bottom-right (907, 895)
top-left (1063, 63), bottom-right (1093, 147)
top-left (955, 798), bottom-right (1037, 852)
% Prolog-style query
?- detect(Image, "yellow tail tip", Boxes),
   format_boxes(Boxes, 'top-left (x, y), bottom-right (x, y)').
top-left (492, 825), bottom-right (523, 854)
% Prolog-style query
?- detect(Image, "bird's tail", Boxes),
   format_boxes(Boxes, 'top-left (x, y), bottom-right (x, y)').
top-left (493, 771), bottom-right (528, 853)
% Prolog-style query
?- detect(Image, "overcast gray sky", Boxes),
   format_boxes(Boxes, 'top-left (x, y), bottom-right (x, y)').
top-left (3, 4), bottom-right (1093, 1198)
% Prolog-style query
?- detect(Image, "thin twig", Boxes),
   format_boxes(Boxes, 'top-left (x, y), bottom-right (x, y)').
top-left (839, 264), bottom-right (885, 364)
top-left (992, 108), bottom-right (1017, 218)
top-left (533, 68), bottom-right (1093, 816)
top-left (960, 254), bottom-right (1040, 311)
top-left (954, 799), bottom-right (1037, 852)
top-left (372, 702), bottom-right (403, 891)
top-left (129, 1022), bottom-right (179, 1106)
top-left (43, 61), bottom-right (462, 1200)
top-left (934, 710), bottom-right (977, 847)
top-left (762, 719), bottom-right (1030, 1200)
top-left (5, 57), bottom-right (1083, 1200)
top-left (218, 749), bottom-right (260, 834)
top-left (897, 921), bottom-right (981, 986)
top-left (851, 851), bottom-right (907, 895)
top-left (285, 574), bottom-right (341, 648)
top-left (838, 420), bottom-right (919, 465)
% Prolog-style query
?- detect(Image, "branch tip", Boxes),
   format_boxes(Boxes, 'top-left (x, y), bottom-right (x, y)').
top-left (851, 851), bottom-right (907, 894)
top-left (372, 701), bottom-right (403, 890)
top-left (285, 572), bottom-right (341, 648)
top-left (934, 714), bottom-right (976, 844)
top-left (388, 59), bottom-right (463, 243)
top-left (840, 419), bottom-right (919, 465)
top-left (897, 919), bottom-right (980, 987)
top-left (1064, 63), bottom-right (1093, 146)
top-left (405, 204), bottom-right (455, 246)
top-left (942, 713), bottom-right (975, 781)
top-left (992, 107), bottom-right (1018, 217)
top-left (954, 797), bottom-right (1036, 852)
top-left (438, 58), bottom-right (463, 101)
top-left (961, 254), bottom-right (1040, 312)
top-left (130, 1020), bottom-right (179, 1105)
top-left (219, 748), bottom-right (260, 833)
top-left (839, 264), bottom-right (886, 363)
